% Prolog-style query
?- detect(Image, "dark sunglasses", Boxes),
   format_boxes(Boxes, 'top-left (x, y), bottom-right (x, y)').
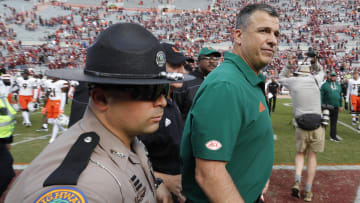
top-left (128, 84), bottom-right (169, 101)
top-left (201, 56), bottom-right (219, 61)
top-left (90, 84), bottom-right (169, 102)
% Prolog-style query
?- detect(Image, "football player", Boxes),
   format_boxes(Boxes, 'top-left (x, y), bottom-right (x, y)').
top-left (346, 70), bottom-right (360, 127)
top-left (15, 69), bottom-right (38, 126)
top-left (45, 78), bottom-right (69, 143)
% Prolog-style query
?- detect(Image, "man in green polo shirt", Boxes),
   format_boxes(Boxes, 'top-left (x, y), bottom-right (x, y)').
top-left (180, 3), bottom-right (279, 203)
top-left (321, 72), bottom-right (343, 142)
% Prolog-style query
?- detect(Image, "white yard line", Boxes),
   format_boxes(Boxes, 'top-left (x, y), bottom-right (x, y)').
top-left (11, 134), bottom-right (50, 146)
top-left (337, 120), bottom-right (360, 134)
top-left (355, 185), bottom-right (360, 203)
top-left (13, 164), bottom-right (28, 170)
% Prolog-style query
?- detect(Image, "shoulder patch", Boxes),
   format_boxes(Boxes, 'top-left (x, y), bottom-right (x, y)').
top-left (34, 186), bottom-right (88, 203)
top-left (205, 140), bottom-right (222, 151)
top-left (43, 132), bottom-right (99, 186)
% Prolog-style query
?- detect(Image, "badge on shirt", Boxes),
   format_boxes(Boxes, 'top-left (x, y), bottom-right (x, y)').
top-left (33, 186), bottom-right (88, 203)
top-left (205, 140), bottom-right (222, 151)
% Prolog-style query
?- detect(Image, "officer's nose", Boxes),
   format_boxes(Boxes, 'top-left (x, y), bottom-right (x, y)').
top-left (154, 95), bottom-right (167, 107)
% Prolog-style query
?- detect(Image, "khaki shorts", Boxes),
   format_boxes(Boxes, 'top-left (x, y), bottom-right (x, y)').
top-left (295, 126), bottom-right (325, 153)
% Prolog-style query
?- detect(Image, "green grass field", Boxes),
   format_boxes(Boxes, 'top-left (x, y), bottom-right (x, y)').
top-left (9, 98), bottom-right (360, 164)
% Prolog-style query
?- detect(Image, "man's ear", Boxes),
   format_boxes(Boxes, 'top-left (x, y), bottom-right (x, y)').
top-left (90, 88), bottom-right (109, 111)
top-left (233, 29), bottom-right (243, 46)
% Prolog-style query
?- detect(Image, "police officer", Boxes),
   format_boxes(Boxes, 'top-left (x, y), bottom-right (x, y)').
top-left (0, 86), bottom-right (16, 196)
top-left (5, 23), bottom-right (193, 203)
top-left (0, 80), bottom-right (17, 149)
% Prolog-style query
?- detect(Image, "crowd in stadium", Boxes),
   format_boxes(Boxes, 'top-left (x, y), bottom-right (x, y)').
top-left (0, 0), bottom-right (359, 76)
top-left (0, 0), bottom-right (360, 202)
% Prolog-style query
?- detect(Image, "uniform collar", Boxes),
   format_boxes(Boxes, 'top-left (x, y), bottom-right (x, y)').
top-left (79, 108), bottom-right (144, 164)
top-left (224, 52), bottom-right (265, 86)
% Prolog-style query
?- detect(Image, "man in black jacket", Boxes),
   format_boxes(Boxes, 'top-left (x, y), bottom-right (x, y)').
top-left (138, 43), bottom-right (188, 203)
top-left (173, 47), bottom-right (221, 120)
top-left (340, 78), bottom-right (348, 111)
top-left (267, 77), bottom-right (280, 112)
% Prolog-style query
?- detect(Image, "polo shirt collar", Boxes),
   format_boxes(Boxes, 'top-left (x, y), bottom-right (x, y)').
top-left (224, 52), bottom-right (265, 86)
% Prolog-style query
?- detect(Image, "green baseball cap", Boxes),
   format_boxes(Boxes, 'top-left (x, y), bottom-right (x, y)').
top-left (329, 72), bottom-right (336, 76)
top-left (198, 47), bottom-right (221, 59)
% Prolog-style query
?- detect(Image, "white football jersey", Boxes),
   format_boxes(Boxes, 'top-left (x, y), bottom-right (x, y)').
top-left (42, 79), bottom-right (53, 90)
top-left (347, 78), bottom-right (360, 97)
top-left (16, 77), bottom-right (37, 96)
top-left (47, 80), bottom-right (68, 100)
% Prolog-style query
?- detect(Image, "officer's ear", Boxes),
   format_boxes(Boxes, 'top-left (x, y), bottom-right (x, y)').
top-left (90, 87), bottom-right (109, 111)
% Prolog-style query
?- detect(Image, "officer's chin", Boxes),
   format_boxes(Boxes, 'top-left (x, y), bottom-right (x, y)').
top-left (142, 123), bottom-right (161, 135)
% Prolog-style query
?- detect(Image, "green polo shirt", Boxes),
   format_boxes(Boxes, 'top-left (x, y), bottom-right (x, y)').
top-left (320, 80), bottom-right (342, 108)
top-left (180, 52), bottom-right (274, 203)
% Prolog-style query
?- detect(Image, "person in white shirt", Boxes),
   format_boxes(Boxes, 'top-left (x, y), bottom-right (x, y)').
top-left (15, 69), bottom-right (38, 126)
top-left (346, 70), bottom-right (360, 126)
top-left (45, 79), bottom-right (69, 143)
top-left (346, 71), bottom-right (360, 127)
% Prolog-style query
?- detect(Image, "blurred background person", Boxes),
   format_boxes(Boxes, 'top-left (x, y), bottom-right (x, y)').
top-left (267, 77), bottom-right (280, 113)
top-left (139, 42), bottom-right (188, 203)
top-left (173, 47), bottom-right (221, 120)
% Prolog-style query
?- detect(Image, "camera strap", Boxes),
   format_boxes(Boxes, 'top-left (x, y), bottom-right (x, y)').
top-left (312, 76), bottom-right (320, 90)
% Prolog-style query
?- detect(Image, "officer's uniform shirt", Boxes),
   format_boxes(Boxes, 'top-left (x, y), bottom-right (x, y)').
top-left (5, 108), bottom-right (157, 203)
